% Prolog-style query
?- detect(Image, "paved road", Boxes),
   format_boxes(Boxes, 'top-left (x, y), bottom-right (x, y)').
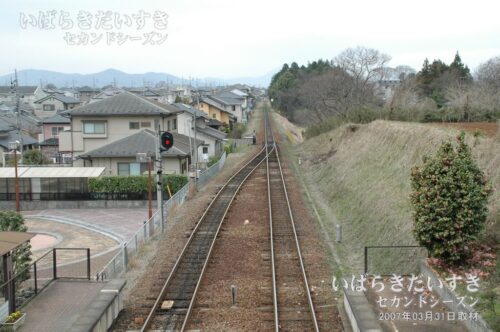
top-left (23, 208), bottom-right (149, 243)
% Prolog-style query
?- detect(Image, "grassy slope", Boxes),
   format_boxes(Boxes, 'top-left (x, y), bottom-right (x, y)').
top-left (294, 120), bottom-right (499, 275)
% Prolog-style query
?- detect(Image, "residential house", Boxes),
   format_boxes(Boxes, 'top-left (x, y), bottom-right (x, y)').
top-left (0, 118), bottom-right (38, 166)
top-left (128, 88), bottom-right (163, 102)
top-left (217, 91), bottom-right (247, 122)
top-left (60, 88), bottom-right (81, 100)
top-left (77, 86), bottom-right (101, 105)
top-left (59, 91), bottom-right (206, 175)
top-left (198, 96), bottom-right (235, 126)
top-left (77, 129), bottom-right (199, 175)
top-left (0, 102), bottom-right (42, 138)
top-left (39, 114), bottom-right (71, 163)
top-left (89, 86), bottom-right (124, 103)
top-left (34, 93), bottom-right (80, 118)
top-left (162, 103), bottom-right (226, 163)
top-left (0, 86), bottom-right (45, 108)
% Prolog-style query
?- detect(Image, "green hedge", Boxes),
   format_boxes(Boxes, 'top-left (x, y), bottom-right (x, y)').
top-left (88, 175), bottom-right (188, 194)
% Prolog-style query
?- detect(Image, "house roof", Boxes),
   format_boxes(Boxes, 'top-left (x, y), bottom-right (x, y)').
top-left (0, 129), bottom-right (38, 149)
top-left (39, 137), bottom-right (59, 146)
top-left (91, 87), bottom-right (125, 100)
top-left (230, 89), bottom-right (248, 97)
top-left (200, 96), bottom-right (231, 113)
top-left (42, 113), bottom-right (70, 124)
top-left (207, 118), bottom-right (223, 127)
top-left (0, 112), bottom-right (42, 134)
top-left (0, 118), bottom-right (12, 132)
top-left (213, 93), bottom-right (243, 105)
top-left (197, 126), bottom-right (227, 141)
top-left (128, 88), bottom-right (161, 97)
top-left (77, 86), bottom-right (100, 93)
top-left (0, 101), bottom-right (35, 113)
top-left (66, 92), bottom-right (172, 117)
top-left (78, 129), bottom-right (201, 159)
top-left (219, 91), bottom-right (245, 100)
top-left (0, 167), bottom-right (106, 178)
top-left (0, 86), bottom-right (38, 95)
top-left (0, 232), bottom-right (35, 256)
top-left (171, 103), bottom-right (208, 118)
top-left (35, 93), bottom-right (80, 104)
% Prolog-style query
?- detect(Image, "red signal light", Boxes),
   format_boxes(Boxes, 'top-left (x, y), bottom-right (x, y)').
top-left (161, 132), bottom-right (174, 151)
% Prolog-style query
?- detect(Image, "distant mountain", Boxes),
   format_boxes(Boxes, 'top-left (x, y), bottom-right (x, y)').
top-left (0, 68), bottom-right (273, 88)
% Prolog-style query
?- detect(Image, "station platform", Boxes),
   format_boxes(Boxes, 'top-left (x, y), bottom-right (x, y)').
top-left (19, 278), bottom-right (125, 332)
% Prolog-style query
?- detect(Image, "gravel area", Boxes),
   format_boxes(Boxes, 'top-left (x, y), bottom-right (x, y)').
top-left (111, 145), bottom-right (260, 331)
top-left (186, 165), bottom-right (274, 331)
top-left (185, 110), bottom-right (342, 331)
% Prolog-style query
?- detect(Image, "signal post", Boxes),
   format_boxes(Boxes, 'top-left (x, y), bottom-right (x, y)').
top-left (157, 128), bottom-right (174, 232)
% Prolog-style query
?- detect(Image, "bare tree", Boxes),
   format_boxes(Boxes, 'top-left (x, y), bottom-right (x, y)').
top-left (334, 46), bottom-right (392, 87)
top-left (298, 67), bottom-right (358, 120)
top-left (476, 56), bottom-right (500, 89)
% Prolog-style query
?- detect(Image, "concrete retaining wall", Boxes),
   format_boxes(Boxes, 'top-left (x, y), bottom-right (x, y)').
top-left (71, 279), bottom-right (126, 332)
top-left (0, 200), bottom-right (152, 211)
top-left (343, 289), bottom-right (383, 332)
top-left (419, 262), bottom-right (492, 332)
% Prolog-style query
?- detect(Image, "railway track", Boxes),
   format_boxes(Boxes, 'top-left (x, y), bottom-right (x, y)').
top-left (141, 109), bottom-right (320, 331)
top-left (140, 144), bottom-right (268, 331)
top-left (265, 112), bottom-right (320, 331)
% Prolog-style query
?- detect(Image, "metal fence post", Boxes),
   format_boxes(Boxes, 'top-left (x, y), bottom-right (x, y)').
top-left (86, 248), bottom-right (91, 280)
top-left (364, 247), bottom-right (368, 275)
top-left (123, 243), bottom-right (128, 271)
top-left (33, 262), bottom-right (38, 294)
top-left (53, 249), bottom-right (57, 279)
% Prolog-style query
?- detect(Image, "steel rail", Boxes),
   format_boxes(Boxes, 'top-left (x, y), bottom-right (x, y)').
top-left (265, 110), bottom-right (280, 332)
top-left (141, 143), bottom-right (269, 332)
top-left (266, 109), bottom-right (320, 331)
top-left (180, 148), bottom-right (274, 331)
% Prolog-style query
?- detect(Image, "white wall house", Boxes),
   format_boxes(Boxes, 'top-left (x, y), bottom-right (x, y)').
top-left (59, 92), bottom-right (224, 175)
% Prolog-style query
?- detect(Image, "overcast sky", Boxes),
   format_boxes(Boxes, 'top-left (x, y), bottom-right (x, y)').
top-left (1, 0), bottom-right (499, 79)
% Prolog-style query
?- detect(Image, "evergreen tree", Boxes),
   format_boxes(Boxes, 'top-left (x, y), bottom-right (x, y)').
top-left (22, 150), bottom-right (49, 165)
top-left (410, 133), bottom-right (492, 265)
top-left (450, 51), bottom-right (472, 81)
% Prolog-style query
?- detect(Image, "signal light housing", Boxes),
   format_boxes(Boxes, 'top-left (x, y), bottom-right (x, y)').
top-left (160, 132), bottom-right (174, 151)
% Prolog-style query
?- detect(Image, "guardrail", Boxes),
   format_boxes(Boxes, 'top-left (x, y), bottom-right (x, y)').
top-left (97, 153), bottom-right (227, 281)
top-left (0, 248), bottom-right (91, 320)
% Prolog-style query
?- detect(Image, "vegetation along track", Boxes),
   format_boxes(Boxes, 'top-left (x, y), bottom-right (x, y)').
top-left (265, 111), bottom-right (320, 331)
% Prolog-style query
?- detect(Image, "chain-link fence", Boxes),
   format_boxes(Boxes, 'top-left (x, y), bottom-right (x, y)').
top-left (196, 152), bottom-right (226, 189)
top-left (97, 152), bottom-right (227, 281)
top-left (364, 246), bottom-right (429, 276)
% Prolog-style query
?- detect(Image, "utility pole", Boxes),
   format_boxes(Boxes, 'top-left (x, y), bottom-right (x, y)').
top-left (12, 70), bottom-right (24, 159)
top-left (155, 124), bottom-right (165, 232)
top-left (9, 141), bottom-right (20, 212)
top-left (193, 91), bottom-right (200, 188)
top-left (148, 156), bottom-right (153, 219)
